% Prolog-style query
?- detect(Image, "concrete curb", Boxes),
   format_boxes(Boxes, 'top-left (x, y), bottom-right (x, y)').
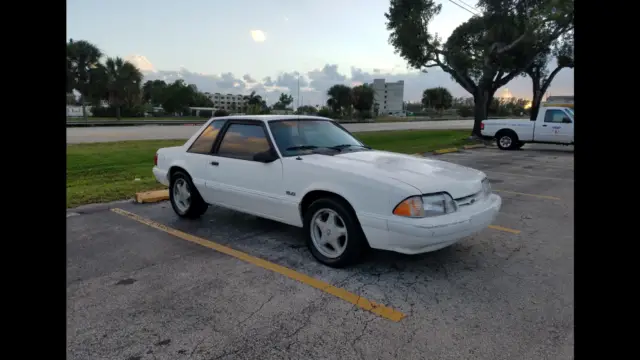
top-left (135, 189), bottom-right (169, 203)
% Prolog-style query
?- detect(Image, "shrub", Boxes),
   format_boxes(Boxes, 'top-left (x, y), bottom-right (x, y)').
top-left (199, 109), bottom-right (213, 118)
top-left (457, 106), bottom-right (473, 118)
top-left (214, 109), bottom-right (230, 117)
top-left (91, 105), bottom-right (145, 118)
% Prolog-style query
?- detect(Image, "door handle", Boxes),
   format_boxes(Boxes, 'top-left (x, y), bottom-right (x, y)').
top-left (210, 161), bottom-right (219, 166)
top-left (542, 124), bottom-right (547, 127)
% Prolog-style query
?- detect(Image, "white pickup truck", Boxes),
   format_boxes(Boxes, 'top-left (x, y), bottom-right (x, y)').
top-left (480, 106), bottom-right (574, 150)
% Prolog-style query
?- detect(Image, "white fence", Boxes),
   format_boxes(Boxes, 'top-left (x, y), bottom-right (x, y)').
top-left (67, 106), bottom-right (92, 117)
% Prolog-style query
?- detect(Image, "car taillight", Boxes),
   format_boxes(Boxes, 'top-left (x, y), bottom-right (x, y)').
top-left (480, 122), bottom-right (484, 130)
top-left (154, 153), bottom-right (158, 166)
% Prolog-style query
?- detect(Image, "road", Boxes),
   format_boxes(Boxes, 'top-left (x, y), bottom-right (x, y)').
top-left (66, 120), bottom-right (475, 143)
top-left (67, 146), bottom-right (573, 360)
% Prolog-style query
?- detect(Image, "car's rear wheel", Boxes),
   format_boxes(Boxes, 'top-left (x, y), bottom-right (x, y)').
top-left (169, 171), bottom-right (208, 219)
top-left (303, 197), bottom-right (367, 268)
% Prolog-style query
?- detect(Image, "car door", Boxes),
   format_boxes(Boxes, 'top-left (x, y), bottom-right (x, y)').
top-left (181, 119), bottom-right (227, 204)
top-left (205, 120), bottom-right (286, 220)
top-left (535, 109), bottom-right (573, 143)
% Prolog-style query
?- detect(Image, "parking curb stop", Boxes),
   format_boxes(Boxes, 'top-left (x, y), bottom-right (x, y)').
top-left (135, 189), bottom-right (169, 203)
top-left (433, 147), bottom-right (459, 155)
top-left (462, 144), bottom-right (487, 149)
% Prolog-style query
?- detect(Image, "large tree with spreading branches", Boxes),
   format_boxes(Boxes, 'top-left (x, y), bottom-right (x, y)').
top-left (385, 0), bottom-right (574, 136)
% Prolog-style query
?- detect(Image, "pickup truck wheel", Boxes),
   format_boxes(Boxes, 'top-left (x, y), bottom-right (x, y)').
top-left (496, 131), bottom-right (519, 150)
top-left (304, 198), bottom-right (367, 268)
top-left (169, 171), bottom-right (208, 219)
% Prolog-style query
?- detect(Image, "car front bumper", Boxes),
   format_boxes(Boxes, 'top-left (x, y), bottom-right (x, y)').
top-left (361, 193), bottom-right (502, 255)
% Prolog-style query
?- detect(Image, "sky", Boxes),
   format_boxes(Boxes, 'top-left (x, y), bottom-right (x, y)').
top-left (66, 0), bottom-right (574, 105)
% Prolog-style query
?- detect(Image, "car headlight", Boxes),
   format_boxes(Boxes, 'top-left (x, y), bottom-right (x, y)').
top-left (393, 193), bottom-right (458, 218)
top-left (481, 178), bottom-right (492, 198)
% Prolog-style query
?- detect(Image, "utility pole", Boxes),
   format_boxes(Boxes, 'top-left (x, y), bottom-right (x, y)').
top-left (297, 75), bottom-right (300, 109)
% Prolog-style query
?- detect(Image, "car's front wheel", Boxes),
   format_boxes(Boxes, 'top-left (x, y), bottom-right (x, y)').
top-left (303, 197), bottom-right (367, 268)
top-left (169, 171), bottom-right (208, 219)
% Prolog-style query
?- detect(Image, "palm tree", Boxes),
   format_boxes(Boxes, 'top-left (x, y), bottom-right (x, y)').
top-left (243, 91), bottom-right (264, 106)
top-left (104, 57), bottom-right (144, 120)
top-left (67, 39), bottom-right (103, 121)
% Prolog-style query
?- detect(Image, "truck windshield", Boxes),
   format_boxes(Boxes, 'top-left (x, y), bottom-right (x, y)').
top-left (566, 108), bottom-right (574, 117)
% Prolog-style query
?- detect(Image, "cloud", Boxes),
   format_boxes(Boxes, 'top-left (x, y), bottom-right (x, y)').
top-left (250, 30), bottom-right (266, 42)
top-left (124, 55), bottom-right (156, 72)
top-left (138, 58), bottom-right (574, 107)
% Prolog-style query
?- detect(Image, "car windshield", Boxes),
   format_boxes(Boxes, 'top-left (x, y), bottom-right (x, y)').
top-left (268, 120), bottom-right (366, 157)
top-left (565, 108), bottom-right (574, 116)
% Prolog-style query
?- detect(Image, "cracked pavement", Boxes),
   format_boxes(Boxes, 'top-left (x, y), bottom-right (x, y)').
top-left (67, 144), bottom-right (574, 360)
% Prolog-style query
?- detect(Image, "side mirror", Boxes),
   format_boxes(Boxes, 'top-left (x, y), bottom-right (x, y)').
top-left (253, 149), bottom-right (278, 163)
top-left (562, 117), bottom-right (572, 124)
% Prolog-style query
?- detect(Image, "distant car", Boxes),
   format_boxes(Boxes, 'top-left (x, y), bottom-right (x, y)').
top-left (481, 106), bottom-right (574, 150)
top-left (152, 115), bottom-right (502, 267)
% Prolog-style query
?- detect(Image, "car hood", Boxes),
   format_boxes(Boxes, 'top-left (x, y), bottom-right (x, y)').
top-left (302, 150), bottom-right (486, 198)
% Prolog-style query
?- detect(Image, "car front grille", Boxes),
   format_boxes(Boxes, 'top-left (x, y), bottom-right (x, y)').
top-left (455, 191), bottom-right (483, 207)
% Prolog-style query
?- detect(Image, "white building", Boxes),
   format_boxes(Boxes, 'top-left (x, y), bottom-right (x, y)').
top-left (208, 92), bottom-right (248, 112)
top-left (208, 93), bottom-right (247, 112)
top-left (369, 79), bottom-right (404, 116)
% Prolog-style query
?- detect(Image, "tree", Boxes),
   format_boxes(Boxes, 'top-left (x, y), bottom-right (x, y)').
top-left (142, 80), bottom-right (168, 106)
top-left (351, 84), bottom-right (376, 119)
top-left (273, 93), bottom-right (294, 110)
top-left (67, 39), bottom-right (103, 121)
top-left (526, 30), bottom-right (574, 120)
top-left (326, 84), bottom-right (352, 116)
top-left (405, 102), bottom-right (422, 113)
top-left (295, 105), bottom-right (318, 115)
top-left (66, 93), bottom-right (77, 105)
top-left (385, 0), bottom-right (574, 136)
top-left (422, 87), bottom-right (453, 111)
top-left (104, 57), bottom-right (144, 119)
top-left (244, 91), bottom-right (264, 106)
top-left (317, 106), bottom-right (334, 118)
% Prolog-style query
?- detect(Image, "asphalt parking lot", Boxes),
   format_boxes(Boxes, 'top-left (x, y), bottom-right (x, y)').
top-left (67, 144), bottom-right (574, 360)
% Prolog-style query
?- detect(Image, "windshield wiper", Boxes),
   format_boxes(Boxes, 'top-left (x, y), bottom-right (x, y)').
top-left (329, 144), bottom-right (371, 151)
top-left (286, 145), bottom-right (320, 151)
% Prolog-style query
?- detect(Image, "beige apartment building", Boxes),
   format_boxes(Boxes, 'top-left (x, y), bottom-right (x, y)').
top-left (207, 92), bottom-right (248, 112)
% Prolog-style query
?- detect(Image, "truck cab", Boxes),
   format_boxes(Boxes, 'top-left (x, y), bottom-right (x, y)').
top-left (480, 107), bottom-right (574, 150)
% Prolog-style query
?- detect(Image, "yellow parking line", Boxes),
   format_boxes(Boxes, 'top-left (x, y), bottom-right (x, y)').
top-left (488, 225), bottom-right (521, 234)
top-left (494, 189), bottom-right (561, 201)
top-left (111, 208), bottom-right (406, 322)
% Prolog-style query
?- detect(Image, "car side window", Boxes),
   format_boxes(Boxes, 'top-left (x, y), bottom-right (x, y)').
top-left (216, 123), bottom-right (271, 160)
top-left (187, 120), bottom-right (226, 154)
top-left (544, 110), bottom-right (567, 123)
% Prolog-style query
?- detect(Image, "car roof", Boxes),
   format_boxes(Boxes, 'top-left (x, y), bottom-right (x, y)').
top-left (208, 115), bottom-right (334, 123)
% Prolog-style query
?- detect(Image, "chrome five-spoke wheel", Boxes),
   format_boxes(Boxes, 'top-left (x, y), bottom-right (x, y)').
top-left (310, 208), bottom-right (348, 259)
top-left (172, 178), bottom-right (192, 214)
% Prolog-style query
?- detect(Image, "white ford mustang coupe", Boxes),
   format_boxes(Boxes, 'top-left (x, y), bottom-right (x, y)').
top-left (152, 115), bottom-right (502, 267)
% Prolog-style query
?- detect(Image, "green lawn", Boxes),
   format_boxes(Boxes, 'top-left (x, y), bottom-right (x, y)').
top-left (66, 129), bottom-right (473, 208)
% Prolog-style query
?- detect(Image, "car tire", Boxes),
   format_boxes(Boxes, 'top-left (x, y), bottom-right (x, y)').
top-left (303, 197), bottom-right (367, 268)
top-left (496, 131), bottom-right (519, 150)
top-left (169, 170), bottom-right (208, 219)
top-left (514, 141), bottom-right (525, 150)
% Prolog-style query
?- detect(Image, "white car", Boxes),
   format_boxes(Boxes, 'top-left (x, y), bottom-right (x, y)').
top-left (153, 115), bottom-right (502, 267)
top-left (481, 106), bottom-right (574, 150)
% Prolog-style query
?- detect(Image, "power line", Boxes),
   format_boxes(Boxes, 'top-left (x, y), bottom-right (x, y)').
top-left (457, 0), bottom-right (479, 10)
top-left (446, 0), bottom-right (479, 16)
